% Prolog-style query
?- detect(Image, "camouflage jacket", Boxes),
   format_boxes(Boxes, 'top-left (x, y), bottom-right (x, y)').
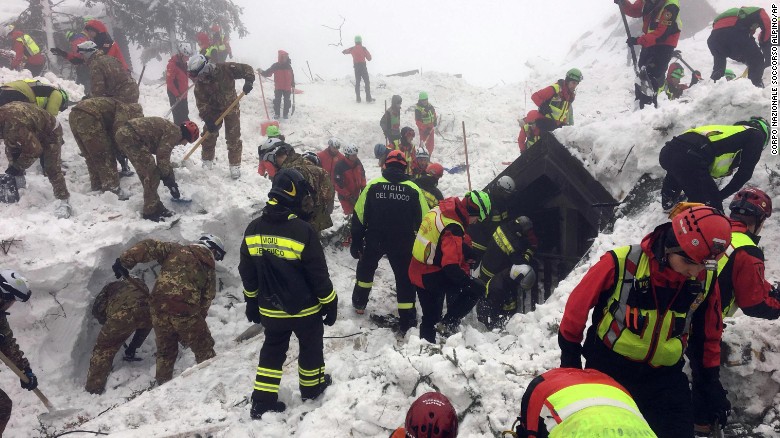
top-left (193, 62), bottom-right (255, 122)
top-left (0, 310), bottom-right (30, 371)
top-left (92, 277), bottom-right (150, 325)
top-left (87, 51), bottom-right (139, 103)
top-left (0, 102), bottom-right (63, 170)
top-left (119, 239), bottom-right (216, 317)
top-left (281, 152), bottom-right (335, 232)
top-left (71, 97), bottom-right (143, 133)
top-left (119, 117), bottom-right (182, 181)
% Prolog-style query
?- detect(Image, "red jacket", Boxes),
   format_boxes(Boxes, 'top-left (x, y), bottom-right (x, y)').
top-left (66, 32), bottom-right (89, 63)
top-left (559, 225), bottom-right (723, 369)
top-left (9, 31), bottom-right (45, 69)
top-left (105, 41), bottom-right (129, 70)
top-left (517, 110), bottom-right (544, 153)
top-left (621, 0), bottom-right (681, 47)
top-left (317, 147), bottom-right (345, 185)
top-left (531, 82), bottom-right (574, 108)
top-left (333, 157), bottom-right (366, 201)
top-left (409, 197), bottom-right (472, 288)
top-left (342, 44), bottom-right (372, 64)
top-left (166, 54), bottom-right (190, 96)
top-left (260, 50), bottom-right (294, 91)
top-left (721, 220), bottom-right (780, 319)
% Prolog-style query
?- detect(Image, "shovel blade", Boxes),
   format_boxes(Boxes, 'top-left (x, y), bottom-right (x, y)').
top-left (0, 174), bottom-right (20, 204)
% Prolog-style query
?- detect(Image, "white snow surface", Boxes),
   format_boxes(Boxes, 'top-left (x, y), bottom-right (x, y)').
top-left (1, 1), bottom-right (779, 436)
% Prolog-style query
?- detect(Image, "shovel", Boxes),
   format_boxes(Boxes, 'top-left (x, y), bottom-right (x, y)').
top-left (0, 174), bottom-right (20, 204)
top-left (257, 72), bottom-right (279, 136)
top-left (0, 351), bottom-right (80, 420)
top-left (181, 91), bottom-right (245, 164)
top-left (617, 1), bottom-right (656, 108)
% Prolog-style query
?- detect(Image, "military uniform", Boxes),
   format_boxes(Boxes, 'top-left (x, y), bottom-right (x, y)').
top-left (0, 312), bottom-right (32, 433)
top-left (87, 50), bottom-right (139, 103)
top-left (0, 79), bottom-right (66, 116)
top-left (280, 152), bottom-right (334, 232)
top-left (85, 278), bottom-right (152, 394)
top-left (193, 62), bottom-right (255, 165)
top-left (114, 117), bottom-right (182, 217)
top-left (118, 239), bottom-right (216, 384)
top-left (70, 98), bottom-right (143, 192)
top-left (0, 102), bottom-right (69, 200)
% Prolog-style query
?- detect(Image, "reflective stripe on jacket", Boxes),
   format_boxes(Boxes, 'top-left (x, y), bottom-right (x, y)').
top-left (716, 231), bottom-right (755, 317)
top-left (684, 125), bottom-right (747, 177)
top-left (412, 206), bottom-right (463, 265)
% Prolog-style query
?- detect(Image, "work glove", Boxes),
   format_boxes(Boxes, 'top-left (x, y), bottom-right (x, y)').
top-left (242, 81), bottom-right (253, 95)
top-left (4, 166), bottom-right (23, 177)
top-left (702, 381), bottom-right (731, 428)
top-left (349, 239), bottom-right (363, 260)
top-left (49, 47), bottom-right (67, 57)
top-left (122, 347), bottom-right (142, 362)
top-left (558, 333), bottom-right (583, 369)
top-left (204, 120), bottom-right (220, 134)
top-left (321, 296), bottom-right (338, 326)
top-left (626, 37), bottom-right (639, 46)
top-left (690, 71), bottom-right (702, 86)
top-left (20, 367), bottom-right (37, 391)
top-left (112, 258), bottom-right (129, 279)
top-left (160, 174), bottom-right (176, 188)
top-left (245, 297), bottom-right (261, 324)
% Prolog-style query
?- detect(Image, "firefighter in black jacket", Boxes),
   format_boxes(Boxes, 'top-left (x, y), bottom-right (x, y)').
top-left (469, 175), bottom-right (516, 265)
top-left (476, 215), bottom-right (539, 329)
top-left (351, 150), bottom-right (429, 334)
top-left (238, 169), bottom-right (338, 420)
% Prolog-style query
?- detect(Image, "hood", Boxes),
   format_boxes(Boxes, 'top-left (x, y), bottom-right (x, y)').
top-left (641, 223), bottom-right (708, 283)
top-left (439, 197), bottom-right (469, 227)
top-left (278, 50), bottom-right (289, 63)
top-left (84, 19), bottom-right (108, 34)
top-left (189, 243), bottom-right (216, 269)
top-left (9, 30), bottom-right (23, 39)
top-left (381, 167), bottom-right (410, 183)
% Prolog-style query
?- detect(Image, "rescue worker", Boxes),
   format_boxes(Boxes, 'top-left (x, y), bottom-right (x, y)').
top-left (238, 169), bottom-right (337, 419)
top-left (351, 150), bottom-right (428, 334)
top-left (257, 128), bottom-right (286, 179)
top-left (415, 92), bottom-right (437, 155)
top-left (112, 234), bottom-right (225, 384)
top-left (381, 95), bottom-right (403, 142)
top-left (708, 6), bottom-right (771, 88)
top-left (517, 110), bottom-right (556, 154)
top-left (380, 126), bottom-right (417, 174)
top-left (476, 215), bottom-right (538, 330)
top-left (558, 206), bottom-right (732, 438)
top-left (390, 392), bottom-right (459, 438)
top-left (208, 24), bottom-right (231, 63)
top-left (469, 175), bottom-right (517, 264)
top-left (85, 276), bottom-right (152, 394)
top-left (620, 0), bottom-right (681, 94)
top-left (333, 143), bottom-right (366, 215)
top-left (659, 116), bottom-right (769, 212)
top-left (4, 25), bottom-right (45, 76)
top-left (531, 69), bottom-right (581, 129)
top-left (0, 79), bottom-right (69, 117)
top-left (512, 368), bottom-right (655, 437)
top-left (259, 50), bottom-right (294, 120)
top-left (77, 41), bottom-right (139, 104)
top-left (196, 32), bottom-right (211, 56)
top-left (658, 62), bottom-right (694, 100)
top-left (316, 137), bottom-right (345, 189)
top-left (410, 148), bottom-right (430, 179)
top-left (724, 69), bottom-right (736, 81)
top-left (49, 30), bottom-right (91, 91)
top-left (69, 97), bottom-right (143, 198)
top-left (409, 191), bottom-right (492, 343)
top-left (187, 54), bottom-right (255, 179)
top-left (0, 102), bottom-right (71, 218)
top-left (83, 19), bottom-right (129, 70)
top-left (166, 43), bottom-right (192, 125)
top-left (342, 35), bottom-right (374, 103)
top-left (0, 270), bottom-right (38, 433)
top-left (414, 163), bottom-right (444, 209)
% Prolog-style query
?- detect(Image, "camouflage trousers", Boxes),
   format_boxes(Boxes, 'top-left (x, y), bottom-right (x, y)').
top-left (114, 126), bottom-right (165, 216)
top-left (0, 388), bottom-right (10, 434)
top-left (85, 308), bottom-right (152, 394)
top-left (200, 106), bottom-right (242, 165)
top-left (152, 310), bottom-right (215, 384)
top-left (69, 109), bottom-right (120, 192)
top-left (4, 126), bottom-right (69, 200)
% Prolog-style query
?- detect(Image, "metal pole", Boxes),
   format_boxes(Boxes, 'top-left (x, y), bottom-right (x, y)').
top-left (462, 121), bottom-right (472, 191)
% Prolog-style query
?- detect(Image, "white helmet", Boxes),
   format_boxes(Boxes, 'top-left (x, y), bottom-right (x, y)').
top-left (187, 54), bottom-right (210, 77)
top-left (495, 175), bottom-right (516, 194)
top-left (0, 270), bottom-right (31, 303)
top-left (260, 137), bottom-right (283, 152)
top-left (343, 144), bottom-right (358, 156)
top-left (76, 40), bottom-right (99, 59)
top-left (415, 148), bottom-right (429, 160)
top-left (3, 24), bottom-right (14, 37)
top-left (177, 42), bottom-right (193, 57)
top-left (328, 137), bottom-right (341, 149)
top-left (198, 234), bottom-right (226, 261)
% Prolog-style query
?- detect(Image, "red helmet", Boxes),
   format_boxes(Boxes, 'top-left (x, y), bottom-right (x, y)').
top-left (211, 24), bottom-right (221, 33)
top-left (196, 32), bottom-right (210, 47)
top-left (729, 187), bottom-right (772, 219)
top-left (426, 163), bottom-right (444, 179)
top-left (405, 392), bottom-right (458, 438)
top-left (84, 19), bottom-right (107, 34)
top-left (385, 150), bottom-right (408, 168)
top-left (180, 121), bottom-right (200, 142)
top-left (670, 206), bottom-right (731, 267)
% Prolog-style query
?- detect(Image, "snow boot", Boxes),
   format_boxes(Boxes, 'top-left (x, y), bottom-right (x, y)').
top-left (436, 317), bottom-right (459, 339)
top-left (202, 160), bottom-right (214, 170)
top-left (142, 208), bottom-right (175, 222)
top-left (301, 374), bottom-right (332, 401)
top-left (250, 400), bottom-right (286, 420)
top-left (54, 199), bottom-right (72, 219)
top-left (230, 165), bottom-right (241, 180)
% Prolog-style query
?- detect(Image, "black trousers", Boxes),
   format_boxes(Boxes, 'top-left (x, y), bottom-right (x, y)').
top-left (353, 63), bottom-right (371, 101)
top-left (638, 44), bottom-right (675, 90)
top-left (417, 271), bottom-right (481, 343)
top-left (252, 314), bottom-right (326, 403)
top-left (708, 27), bottom-right (766, 87)
top-left (352, 242), bottom-right (417, 330)
top-left (167, 90), bottom-right (189, 125)
top-left (659, 139), bottom-right (723, 212)
top-left (273, 89), bottom-right (291, 118)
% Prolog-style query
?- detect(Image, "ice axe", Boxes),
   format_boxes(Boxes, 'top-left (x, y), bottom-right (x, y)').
top-left (181, 91), bottom-right (245, 163)
top-left (0, 351), bottom-right (79, 419)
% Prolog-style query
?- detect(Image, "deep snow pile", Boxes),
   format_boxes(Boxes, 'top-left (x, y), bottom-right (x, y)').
top-left (1, 3), bottom-right (779, 438)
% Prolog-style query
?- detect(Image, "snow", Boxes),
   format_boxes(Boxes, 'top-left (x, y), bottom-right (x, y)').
top-left (1, 0), bottom-right (779, 436)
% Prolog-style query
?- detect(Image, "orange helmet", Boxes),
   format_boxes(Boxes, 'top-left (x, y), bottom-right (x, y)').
top-left (426, 163), bottom-right (444, 179)
top-left (385, 150), bottom-right (408, 169)
top-left (669, 206), bottom-right (730, 269)
top-left (180, 121), bottom-right (200, 142)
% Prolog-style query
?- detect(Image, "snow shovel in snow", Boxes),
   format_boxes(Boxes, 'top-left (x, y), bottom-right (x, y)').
top-left (0, 351), bottom-right (79, 419)
top-left (181, 91), bottom-right (245, 163)
top-left (617, 2), bottom-right (656, 109)
top-left (0, 174), bottom-right (20, 204)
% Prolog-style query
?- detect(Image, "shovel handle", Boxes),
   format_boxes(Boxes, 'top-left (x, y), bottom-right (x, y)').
top-left (0, 351), bottom-right (54, 411)
top-left (182, 92), bottom-right (246, 162)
